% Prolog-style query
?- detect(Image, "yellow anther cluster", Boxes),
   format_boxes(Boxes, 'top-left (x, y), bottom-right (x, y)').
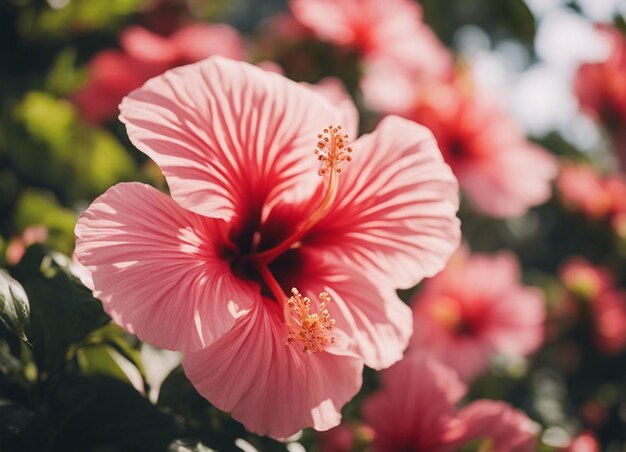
top-left (315, 125), bottom-right (353, 175)
top-left (286, 288), bottom-right (336, 353)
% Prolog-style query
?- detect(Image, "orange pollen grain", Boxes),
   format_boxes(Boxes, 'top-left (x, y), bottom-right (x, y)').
top-left (286, 287), bottom-right (336, 353)
top-left (314, 124), bottom-right (353, 176)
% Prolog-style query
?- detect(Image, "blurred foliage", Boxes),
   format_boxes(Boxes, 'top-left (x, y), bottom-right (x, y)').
top-left (422, 0), bottom-right (536, 46)
top-left (15, 0), bottom-right (143, 40)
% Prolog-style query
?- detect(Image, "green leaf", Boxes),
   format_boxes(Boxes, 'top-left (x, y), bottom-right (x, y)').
top-left (0, 269), bottom-right (30, 343)
top-left (76, 345), bottom-right (128, 380)
top-left (0, 400), bottom-right (35, 436)
top-left (80, 323), bottom-right (149, 391)
top-left (0, 339), bottom-right (22, 378)
top-left (47, 376), bottom-right (180, 450)
top-left (490, 0), bottom-right (536, 44)
top-left (13, 246), bottom-right (110, 378)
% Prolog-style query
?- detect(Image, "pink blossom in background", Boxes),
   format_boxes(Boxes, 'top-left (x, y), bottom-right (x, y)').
top-left (290, 0), bottom-right (452, 80)
top-left (410, 249), bottom-right (546, 381)
top-left (305, 77), bottom-right (359, 138)
top-left (361, 354), bottom-right (467, 451)
top-left (574, 26), bottom-right (626, 170)
top-left (317, 423), bottom-right (374, 452)
top-left (6, 225), bottom-right (48, 266)
top-left (457, 400), bottom-right (538, 452)
top-left (368, 81), bottom-right (557, 217)
top-left (72, 23), bottom-right (246, 124)
top-left (591, 290), bottom-right (626, 355)
top-left (559, 257), bottom-right (613, 301)
top-left (564, 431), bottom-right (600, 452)
top-left (317, 424), bottom-right (355, 452)
top-left (557, 163), bottom-right (614, 219)
top-left (74, 57), bottom-right (460, 437)
top-left (557, 162), bottom-right (626, 224)
top-left (574, 25), bottom-right (626, 123)
top-left (362, 354), bottom-right (538, 451)
top-left (559, 257), bottom-right (626, 355)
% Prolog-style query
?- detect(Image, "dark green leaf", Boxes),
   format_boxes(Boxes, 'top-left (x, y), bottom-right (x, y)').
top-left (0, 400), bottom-right (34, 436)
top-left (490, 0), bottom-right (536, 44)
top-left (48, 376), bottom-right (180, 450)
top-left (0, 269), bottom-right (30, 342)
top-left (0, 339), bottom-right (22, 377)
top-left (13, 245), bottom-right (110, 377)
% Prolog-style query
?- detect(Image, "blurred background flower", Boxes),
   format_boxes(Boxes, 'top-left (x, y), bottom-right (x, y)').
top-left (2, 0), bottom-right (626, 450)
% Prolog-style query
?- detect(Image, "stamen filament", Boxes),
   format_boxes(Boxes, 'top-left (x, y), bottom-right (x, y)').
top-left (250, 169), bottom-right (338, 265)
top-left (255, 263), bottom-right (289, 318)
top-left (247, 125), bottom-right (351, 265)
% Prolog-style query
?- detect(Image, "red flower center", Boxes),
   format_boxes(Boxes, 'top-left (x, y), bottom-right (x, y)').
top-left (226, 125), bottom-right (353, 352)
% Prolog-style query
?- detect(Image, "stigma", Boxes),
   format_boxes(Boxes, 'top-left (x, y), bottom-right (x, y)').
top-left (286, 287), bottom-right (336, 353)
top-left (315, 125), bottom-right (352, 176)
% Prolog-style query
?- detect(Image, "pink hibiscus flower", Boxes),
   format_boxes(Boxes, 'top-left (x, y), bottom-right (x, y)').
top-left (574, 26), bottom-right (626, 170)
top-left (362, 354), bottom-right (538, 451)
top-left (371, 82), bottom-right (557, 218)
top-left (361, 354), bottom-right (467, 451)
top-left (556, 162), bottom-right (626, 229)
top-left (563, 431), bottom-right (600, 452)
top-left (575, 25), bottom-right (626, 125)
top-left (574, 25), bottom-right (626, 169)
top-left (74, 57), bottom-right (460, 437)
top-left (73, 23), bottom-right (246, 124)
top-left (560, 257), bottom-right (613, 301)
top-left (591, 289), bottom-right (626, 355)
top-left (559, 257), bottom-right (626, 355)
top-left (409, 250), bottom-right (545, 381)
top-left (290, 0), bottom-right (452, 79)
top-left (457, 400), bottom-right (539, 452)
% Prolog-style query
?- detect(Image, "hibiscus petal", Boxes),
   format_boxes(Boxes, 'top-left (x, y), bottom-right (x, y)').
top-left (74, 182), bottom-right (258, 352)
top-left (307, 115), bottom-right (461, 289)
top-left (282, 251), bottom-right (412, 370)
top-left (169, 23), bottom-right (246, 63)
top-left (458, 143), bottom-right (557, 218)
top-left (304, 77), bottom-right (359, 139)
top-left (119, 56), bottom-right (340, 223)
top-left (458, 400), bottom-right (538, 451)
top-left (361, 354), bottom-right (466, 451)
top-left (182, 301), bottom-right (363, 439)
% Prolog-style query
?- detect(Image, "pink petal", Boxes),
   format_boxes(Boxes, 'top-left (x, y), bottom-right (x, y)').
top-left (72, 50), bottom-right (153, 124)
top-left (74, 182), bottom-right (258, 352)
top-left (290, 0), bottom-right (360, 46)
top-left (410, 311), bottom-right (492, 382)
top-left (409, 251), bottom-right (545, 381)
top-left (362, 354), bottom-right (466, 451)
top-left (120, 26), bottom-right (179, 66)
top-left (307, 115), bottom-right (460, 289)
top-left (458, 400), bottom-right (538, 451)
top-left (282, 250), bottom-right (413, 370)
top-left (170, 23), bottom-right (247, 63)
top-left (119, 57), bottom-right (341, 222)
top-left (481, 285), bottom-right (545, 357)
top-left (304, 77), bottom-right (359, 139)
top-left (459, 143), bottom-right (557, 218)
top-left (565, 432), bottom-right (600, 452)
top-left (182, 301), bottom-right (364, 439)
